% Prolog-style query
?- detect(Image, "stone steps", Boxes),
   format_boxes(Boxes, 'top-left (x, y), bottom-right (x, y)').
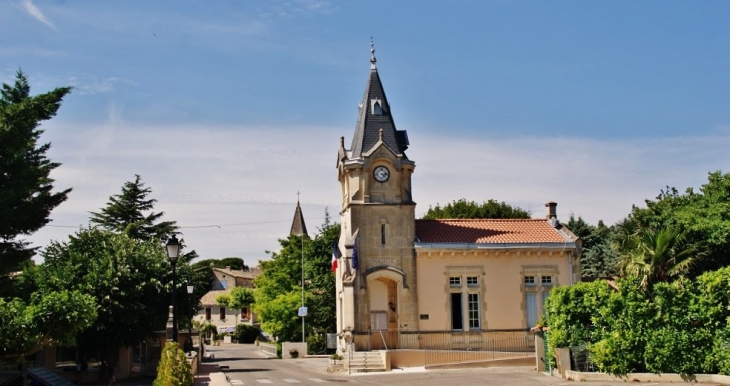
top-left (348, 352), bottom-right (386, 373)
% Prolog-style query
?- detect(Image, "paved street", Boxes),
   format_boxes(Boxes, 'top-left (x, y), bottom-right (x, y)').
top-left (206, 344), bottom-right (689, 386)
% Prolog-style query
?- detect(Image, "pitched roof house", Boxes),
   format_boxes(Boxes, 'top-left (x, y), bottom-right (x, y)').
top-left (195, 266), bottom-right (260, 333)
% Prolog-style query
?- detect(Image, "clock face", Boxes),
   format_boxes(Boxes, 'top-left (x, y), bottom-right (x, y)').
top-left (373, 166), bottom-right (390, 182)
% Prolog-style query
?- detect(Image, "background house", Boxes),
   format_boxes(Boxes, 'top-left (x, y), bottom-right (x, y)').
top-left (195, 266), bottom-right (260, 334)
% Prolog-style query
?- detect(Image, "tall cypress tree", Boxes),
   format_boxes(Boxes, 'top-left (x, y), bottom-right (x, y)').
top-left (89, 175), bottom-right (177, 241)
top-left (0, 70), bottom-right (71, 273)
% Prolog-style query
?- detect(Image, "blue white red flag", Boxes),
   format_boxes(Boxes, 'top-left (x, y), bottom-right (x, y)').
top-left (331, 239), bottom-right (341, 272)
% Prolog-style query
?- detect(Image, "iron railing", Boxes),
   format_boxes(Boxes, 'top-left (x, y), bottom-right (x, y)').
top-left (352, 329), bottom-right (534, 365)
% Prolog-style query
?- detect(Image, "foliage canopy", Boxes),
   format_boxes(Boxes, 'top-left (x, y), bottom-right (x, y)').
top-left (253, 214), bottom-right (339, 351)
top-left (0, 70), bottom-right (71, 274)
top-left (0, 290), bottom-right (96, 362)
top-left (38, 228), bottom-right (177, 354)
top-left (90, 174), bottom-right (178, 241)
top-left (422, 198), bottom-right (530, 219)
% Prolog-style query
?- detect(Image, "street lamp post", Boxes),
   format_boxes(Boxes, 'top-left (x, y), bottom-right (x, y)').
top-left (186, 283), bottom-right (194, 352)
top-left (166, 235), bottom-right (181, 344)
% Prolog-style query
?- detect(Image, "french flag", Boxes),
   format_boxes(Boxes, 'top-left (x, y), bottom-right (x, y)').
top-left (332, 239), bottom-right (342, 272)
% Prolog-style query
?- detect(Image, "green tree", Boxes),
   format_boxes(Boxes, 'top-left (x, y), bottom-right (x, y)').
top-left (153, 342), bottom-right (193, 386)
top-left (618, 226), bottom-right (702, 292)
top-left (302, 218), bottom-right (339, 353)
top-left (0, 290), bottom-right (96, 365)
top-left (216, 286), bottom-right (255, 310)
top-left (89, 175), bottom-right (177, 241)
top-left (422, 198), bottom-right (530, 219)
top-left (254, 233), bottom-right (306, 342)
top-left (616, 171), bottom-right (730, 277)
top-left (566, 216), bottom-right (620, 279)
top-left (253, 211), bottom-right (339, 348)
top-left (192, 257), bottom-right (248, 271)
top-left (38, 228), bottom-right (174, 356)
top-left (0, 70), bottom-right (71, 275)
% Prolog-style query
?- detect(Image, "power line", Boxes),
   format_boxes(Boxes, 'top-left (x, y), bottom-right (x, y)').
top-left (44, 216), bottom-right (328, 230)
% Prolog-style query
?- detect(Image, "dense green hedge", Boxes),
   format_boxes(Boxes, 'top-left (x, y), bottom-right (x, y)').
top-left (233, 324), bottom-right (261, 343)
top-left (545, 267), bottom-right (730, 375)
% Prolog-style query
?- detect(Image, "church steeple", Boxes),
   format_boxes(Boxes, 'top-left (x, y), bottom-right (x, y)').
top-left (349, 39), bottom-right (410, 160)
top-left (289, 200), bottom-right (308, 237)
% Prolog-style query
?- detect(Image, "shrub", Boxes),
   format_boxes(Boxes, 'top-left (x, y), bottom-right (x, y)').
top-left (548, 270), bottom-right (730, 376)
top-left (233, 325), bottom-right (260, 344)
top-left (153, 342), bottom-right (193, 386)
top-left (306, 332), bottom-right (326, 354)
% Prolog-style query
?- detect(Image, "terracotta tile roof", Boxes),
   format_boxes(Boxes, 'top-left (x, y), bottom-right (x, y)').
top-left (200, 289), bottom-right (231, 306)
top-left (415, 219), bottom-right (571, 244)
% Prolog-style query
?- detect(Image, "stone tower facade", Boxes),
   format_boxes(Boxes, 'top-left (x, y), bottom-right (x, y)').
top-left (335, 44), bottom-right (418, 349)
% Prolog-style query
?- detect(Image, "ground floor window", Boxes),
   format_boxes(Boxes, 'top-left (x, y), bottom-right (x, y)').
top-left (468, 293), bottom-right (480, 329)
top-left (525, 273), bottom-right (554, 328)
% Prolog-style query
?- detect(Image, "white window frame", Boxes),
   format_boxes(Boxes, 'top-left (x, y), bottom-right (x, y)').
top-left (446, 267), bottom-right (484, 332)
top-left (467, 293), bottom-right (480, 329)
top-left (523, 267), bottom-right (557, 328)
top-left (449, 276), bottom-right (462, 287)
top-left (466, 276), bottom-right (478, 287)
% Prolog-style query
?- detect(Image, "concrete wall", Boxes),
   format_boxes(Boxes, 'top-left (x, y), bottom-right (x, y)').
top-left (390, 350), bottom-right (426, 368)
top-left (281, 342), bottom-right (308, 359)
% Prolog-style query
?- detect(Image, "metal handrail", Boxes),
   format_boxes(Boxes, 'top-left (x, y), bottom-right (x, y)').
top-left (378, 330), bottom-right (388, 351)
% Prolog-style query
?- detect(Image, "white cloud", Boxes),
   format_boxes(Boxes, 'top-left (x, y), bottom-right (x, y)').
top-left (19, 0), bottom-right (57, 31)
top-left (27, 119), bottom-right (730, 264)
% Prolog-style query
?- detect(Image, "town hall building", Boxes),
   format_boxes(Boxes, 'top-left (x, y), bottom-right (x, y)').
top-left (334, 45), bottom-right (581, 354)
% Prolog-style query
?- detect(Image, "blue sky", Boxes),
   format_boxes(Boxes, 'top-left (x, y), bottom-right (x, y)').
top-left (3, 0), bottom-right (729, 263)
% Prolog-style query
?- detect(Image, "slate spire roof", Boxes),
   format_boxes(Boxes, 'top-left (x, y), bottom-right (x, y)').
top-left (290, 200), bottom-right (308, 237)
top-left (348, 40), bottom-right (410, 159)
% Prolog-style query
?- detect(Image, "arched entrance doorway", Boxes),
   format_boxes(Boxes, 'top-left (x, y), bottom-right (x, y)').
top-left (367, 270), bottom-right (402, 350)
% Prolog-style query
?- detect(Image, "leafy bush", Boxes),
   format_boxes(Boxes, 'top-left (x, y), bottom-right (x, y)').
top-left (710, 323), bottom-right (730, 375)
top-left (233, 324), bottom-right (260, 343)
top-left (546, 268), bottom-right (730, 375)
top-left (306, 332), bottom-right (326, 354)
top-left (153, 342), bottom-right (193, 386)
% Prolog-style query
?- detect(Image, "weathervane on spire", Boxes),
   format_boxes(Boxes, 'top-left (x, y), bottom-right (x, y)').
top-left (370, 37), bottom-right (377, 68)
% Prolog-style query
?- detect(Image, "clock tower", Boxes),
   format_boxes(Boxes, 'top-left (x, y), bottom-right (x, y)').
top-left (335, 42), bottom-right (418, 350)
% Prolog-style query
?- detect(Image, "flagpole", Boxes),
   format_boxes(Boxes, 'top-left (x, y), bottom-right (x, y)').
top-left (300, 193), bottom-right (305, 344)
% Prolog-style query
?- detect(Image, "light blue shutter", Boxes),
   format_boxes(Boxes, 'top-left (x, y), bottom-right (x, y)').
top-left (526, 292), bottom-right (538, 328)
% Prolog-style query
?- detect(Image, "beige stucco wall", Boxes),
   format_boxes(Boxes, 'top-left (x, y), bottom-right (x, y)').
top-left (193, 306), bottom-right (256, 331)
top-left (416, 248), bottom-right (576, 330)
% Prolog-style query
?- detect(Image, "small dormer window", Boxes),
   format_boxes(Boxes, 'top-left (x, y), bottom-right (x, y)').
top-left (370, 99), bottom-right (384, 115)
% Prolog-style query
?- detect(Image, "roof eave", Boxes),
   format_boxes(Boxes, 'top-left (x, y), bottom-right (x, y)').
top-left (414, 242), bottom-right (578, 250)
